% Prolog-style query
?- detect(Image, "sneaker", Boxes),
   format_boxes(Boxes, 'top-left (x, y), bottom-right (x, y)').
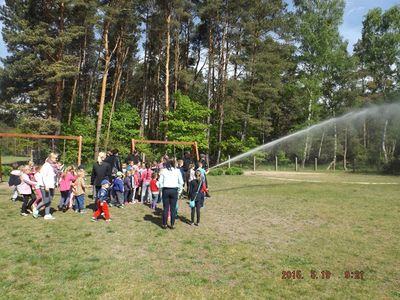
top-left (105, 219), bottom-right (112, 222)
top-left (80, 210), bottom-right (87, 214)
top-left (91, 217), bottom-right (98, 222)
top-left (194, 223), bottom-right (199, 226)
top-left (120, 205), bottom-right (125, 209)
top-left (44, 214), bottom-right (55, 220)
top-left (32, 208), bottom-right (39, 219)
top-left (20, 212), bottom-right (28, 217)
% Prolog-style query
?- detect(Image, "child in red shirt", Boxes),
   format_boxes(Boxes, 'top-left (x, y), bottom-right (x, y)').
top-left (150, 172), bottom-right (160, 210)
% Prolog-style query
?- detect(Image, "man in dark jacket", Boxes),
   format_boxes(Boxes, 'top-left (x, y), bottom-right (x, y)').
top-left (104, 149), bottom-right (122, 175)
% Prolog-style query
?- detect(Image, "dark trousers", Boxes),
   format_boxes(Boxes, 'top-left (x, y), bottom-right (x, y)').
top-left (162, 188), bottom-right (178, 226)
top-left (21, 194), bottom-right (36, 213)
top-left (191, 200), bottom-right (201, 224)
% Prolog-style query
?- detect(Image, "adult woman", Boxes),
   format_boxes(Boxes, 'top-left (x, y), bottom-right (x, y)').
top-left (91, 152), bottom-right (112, 201)
top-left (158, 159), bottom-right (183, 229)
top-left (33, 153), bottom-right (60, 220)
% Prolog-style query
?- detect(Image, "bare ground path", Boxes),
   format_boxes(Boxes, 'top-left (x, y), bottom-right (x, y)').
top-left (244, 171), bottom-right (400, 185)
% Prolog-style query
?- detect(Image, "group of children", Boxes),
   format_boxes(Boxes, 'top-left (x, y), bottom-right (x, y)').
top-left (8, 152), bottom-right (209, 224)
top-left (8, 161), bottom-right (87, 219)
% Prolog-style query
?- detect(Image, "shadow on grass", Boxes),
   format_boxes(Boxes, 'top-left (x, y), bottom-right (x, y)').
top-left (143, 214), bottom-right (163, 228)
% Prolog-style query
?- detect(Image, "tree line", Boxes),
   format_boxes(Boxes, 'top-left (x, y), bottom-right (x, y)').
top-left (0, 0), bottom-right (399, 167)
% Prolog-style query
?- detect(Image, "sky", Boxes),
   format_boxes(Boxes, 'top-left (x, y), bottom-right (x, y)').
top-left (0, 0), bottom-right (398, 60)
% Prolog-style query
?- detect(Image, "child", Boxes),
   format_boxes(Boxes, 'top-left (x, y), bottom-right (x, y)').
top-left (32, 165), bottom-right (44, 209)
top-left (92, 179), bottom-right (111, 222)
top-left (113, 171), bottom-right (125, 208)
top-left (132, 167), bottom-right (140, 203)
top-left (123, 170), bottom-right (132, 204)
top-left (122, 162), bottom-right (127, 174)
top-left (189, 170), bottom-right (205, 226)
top-left (140, 162), bottom-right (153, 204)
top-left (187, 163), bottom-right (195, 195)
top-left (150, 172), bottom-right (160, 210)
top-left (8, 163), bottom-right (21, 202)
top-left (74, 169), bottom-right (86, 213)
top-left (58, 166), bottom-right (76, 212)
top-left (17, 165), bottom-right (38, 216)
top-left (151, 160), bottom-right (159, 173)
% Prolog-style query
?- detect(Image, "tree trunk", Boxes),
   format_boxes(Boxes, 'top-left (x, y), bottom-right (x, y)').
top-left (165, 11), bottom-right (171, 115)
top-left (94, 19), bottom-right (111, 160)
top-left (54, 1), bottom-right (65, 122)
top-left (327, 118), bottom-right (337, 171)
top-left (318, 130), bottom-right (325, 158)
top-left (343, 127), bottom-right (348, 171)
top-left (173, 20), bottom-right (180, 96)
top-left (382, 119), bottom-right (388, 163)
top-left (363, 118), bottom-right (367, 148)
top-left (216, 17), bottom-right (229, 164)
top-left (206, 22), bottom-right (213, 152)
top-left (105, 44), bottom-right (128, 149)
top-left (302, 89), bottom-right (313, 167)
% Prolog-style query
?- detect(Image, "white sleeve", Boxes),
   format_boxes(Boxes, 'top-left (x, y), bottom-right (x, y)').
top-left (41, 163), bottom-right (52, 189)
top-left (177, 169), bottom-right (184, 190)
top-left (158, 171), bottom-right (165, 189)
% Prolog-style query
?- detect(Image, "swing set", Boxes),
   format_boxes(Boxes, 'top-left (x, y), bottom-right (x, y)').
top-left (0, 133), bottom-right (82, 182)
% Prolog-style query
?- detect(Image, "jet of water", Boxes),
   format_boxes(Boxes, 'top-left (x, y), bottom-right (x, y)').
top-left (211, 102), bottom-right (400, 169)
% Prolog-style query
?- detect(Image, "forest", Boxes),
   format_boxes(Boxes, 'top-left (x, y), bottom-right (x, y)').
top-left (0, 0), bottom-right (399, 170)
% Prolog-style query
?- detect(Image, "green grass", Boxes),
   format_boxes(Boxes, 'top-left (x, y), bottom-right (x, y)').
top-left (1, 172), bottom-right (399, 299)
top-left (1, 155), bottom-right (31, 164)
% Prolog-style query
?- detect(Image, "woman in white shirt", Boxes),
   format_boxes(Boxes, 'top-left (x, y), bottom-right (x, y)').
top-left (158, 159), bottom-right (183, 229)
top-left (33, 153), bottom-right (59, 220)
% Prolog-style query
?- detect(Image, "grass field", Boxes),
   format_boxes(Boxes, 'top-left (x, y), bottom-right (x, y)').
top-left (1, 172), bottom-right (399, 299)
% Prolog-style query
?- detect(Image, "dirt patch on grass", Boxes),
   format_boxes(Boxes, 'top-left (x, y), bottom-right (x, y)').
top-left (244, 171), bottom-right (400, 185)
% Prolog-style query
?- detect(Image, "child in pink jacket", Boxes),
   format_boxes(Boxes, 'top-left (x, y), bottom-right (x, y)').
top-left (17, 165), bottom-right (39, 216)
top-left (58, 166), bottom-right (76, 212)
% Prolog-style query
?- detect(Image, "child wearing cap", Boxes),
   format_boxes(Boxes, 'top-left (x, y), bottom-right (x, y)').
top-left (92, 179), bottom-right (111, 222)
top-left (113, 171), bottom-right (125, 208)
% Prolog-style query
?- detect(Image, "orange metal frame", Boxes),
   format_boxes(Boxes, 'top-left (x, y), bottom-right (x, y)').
top-left (0, 133), bottom-right (82, 181)
top-left (131, 139), bottom-right (199, 161)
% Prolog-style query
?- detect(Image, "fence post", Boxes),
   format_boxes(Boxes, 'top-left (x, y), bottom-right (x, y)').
top-left (314, 157), bottom-right (317, 171)
top-left (353, 158), bottom-right (356, 173)
top-left (275, 156), bottom-right (278, 171)
top-left (295, 157), bottom-right (298, 171)
top-left (253, 156), bottom-right (256, 171)
top-left (142, 153), bottom-right (146, 163)
top-left (228, 155), bottom-right (231, 168)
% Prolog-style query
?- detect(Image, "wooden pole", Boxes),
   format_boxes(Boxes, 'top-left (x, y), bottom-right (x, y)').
top-left (228, 155), bottom-right (231, 168)
top-left (314, 157), bottom-right (317, 171)
top-left (131, 139), bottom-right (135, 152)
top-left (253, 156), bottom-right (256, 171)
top-left (194, 141), bottom-right (199, 161)
top-left (77, 136), bottom-right (83, 166)
top-left (295, 157), bottom-right (298, 171)
top-left (275, 156), bottom-right (278, 171)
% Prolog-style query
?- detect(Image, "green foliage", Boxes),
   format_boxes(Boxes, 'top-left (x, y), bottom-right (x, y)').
top-left (208, 168), bottom-right (224, 176)
top-left (219, 136), bottom-right (257, 159)
top-left (1, 165), bottom-right (13, 176)
top-left (225, 167), bottom-right (243, 176)
top-left (62, 115), bottom-right (95, 165)
top-left (102, 102), bottom-right (141, 157)
top-left (160, 91), bottom-right (211, 151)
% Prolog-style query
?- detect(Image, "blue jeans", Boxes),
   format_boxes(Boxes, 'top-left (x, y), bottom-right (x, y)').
top-left (76, 194), bottom-right (85, 211)
top-left (37, 188), bottom-right (54, 216)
